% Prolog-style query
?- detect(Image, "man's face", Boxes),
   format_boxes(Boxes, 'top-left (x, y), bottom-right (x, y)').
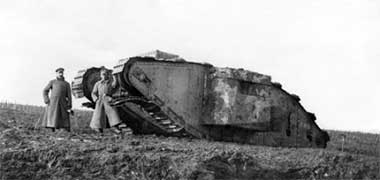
top-left (56, 71), bottom-right (64, 78)
top-left (100, 70), bottom-right (109, 80)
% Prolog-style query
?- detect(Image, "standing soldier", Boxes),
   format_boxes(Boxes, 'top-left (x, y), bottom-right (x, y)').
top-left (90, 67), bottom-right (127, 134)
top-left (42, 68), bottom-right (72, 132)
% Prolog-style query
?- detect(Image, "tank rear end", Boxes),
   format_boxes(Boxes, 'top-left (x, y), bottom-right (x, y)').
top-left (197, 67), bottom-right (329, 148)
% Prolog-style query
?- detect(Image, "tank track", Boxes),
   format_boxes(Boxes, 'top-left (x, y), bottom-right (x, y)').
top-left (110, 96), bottom-right (192, 137)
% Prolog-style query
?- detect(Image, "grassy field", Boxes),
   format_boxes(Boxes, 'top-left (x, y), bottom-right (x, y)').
top-left (0, 103), bottom-right (379, 179)
top-left (326, 130), bottom-right (380, 157)
top-left (0, 102), bottom-right (92, 129)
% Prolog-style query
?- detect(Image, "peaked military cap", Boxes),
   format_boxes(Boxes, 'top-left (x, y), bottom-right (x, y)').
top-left (55, 67), bottom-right (64, 72)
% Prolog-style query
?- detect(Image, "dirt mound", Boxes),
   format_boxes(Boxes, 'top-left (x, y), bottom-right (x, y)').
top-left (1, 133), bottom-right (379, 180)
top-left (190, 151), bottom-right (380, 179)
top-left (190, 152), bottom-right (283, 180)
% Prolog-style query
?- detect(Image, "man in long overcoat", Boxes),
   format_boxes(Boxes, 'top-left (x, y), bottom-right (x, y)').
top-left (90, 67), bottom-right (126, 134)
top-left (42, 68), bottom-right (72, 132)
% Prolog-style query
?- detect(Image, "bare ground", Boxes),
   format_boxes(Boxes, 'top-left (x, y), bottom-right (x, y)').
top-left (1, 107), bottom-right (379, 180)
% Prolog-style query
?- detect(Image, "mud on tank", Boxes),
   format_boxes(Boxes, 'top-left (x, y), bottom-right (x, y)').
top-left (72, 50), bottom-right (330, 148)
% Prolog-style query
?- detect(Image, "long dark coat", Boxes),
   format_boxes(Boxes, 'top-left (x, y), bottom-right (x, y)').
top-left (42, 78), bottom-right (72, 128)
top-left (90, 79), bottom-right (121, 129)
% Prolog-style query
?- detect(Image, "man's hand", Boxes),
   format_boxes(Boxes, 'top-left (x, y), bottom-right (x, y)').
top-left (68, 109), bottom-right (74, 116)
top-left (104, 96), bottom-right (113, 102)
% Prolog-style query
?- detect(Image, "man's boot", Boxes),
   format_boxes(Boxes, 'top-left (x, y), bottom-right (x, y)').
top-left (118, 123), bottom-right (128, 129)
top-left (94, 128), bottom-right (103, 134)
top-left (111, 126), bottom-right (122, 134)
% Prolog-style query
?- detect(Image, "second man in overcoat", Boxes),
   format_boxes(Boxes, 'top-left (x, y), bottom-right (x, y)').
top-left (90, 67), bottom-right (126, 134)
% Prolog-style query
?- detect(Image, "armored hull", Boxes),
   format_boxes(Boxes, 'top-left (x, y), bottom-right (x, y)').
top-left (72, 50), bottom-right (329, 148)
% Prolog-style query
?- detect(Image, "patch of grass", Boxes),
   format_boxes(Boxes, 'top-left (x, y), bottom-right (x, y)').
top-left (0, 102), bottom-right (92, 130)
top-left (326, 130), bottom-right (380, 157)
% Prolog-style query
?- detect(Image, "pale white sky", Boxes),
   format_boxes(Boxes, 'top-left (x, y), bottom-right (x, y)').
top-left (0, 0), bottom-right (379, 132)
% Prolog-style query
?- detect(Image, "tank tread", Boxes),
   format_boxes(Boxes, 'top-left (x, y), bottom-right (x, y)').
top-left (72, 68), bottom-right (87, 99)
top-left (71, 67), bottom-right (103, 102)
top-left (110, 96), bottom-right (192, 137)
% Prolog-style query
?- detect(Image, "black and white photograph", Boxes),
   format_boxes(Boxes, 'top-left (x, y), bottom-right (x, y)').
top-left (0, 0), bottom-right (379, 179)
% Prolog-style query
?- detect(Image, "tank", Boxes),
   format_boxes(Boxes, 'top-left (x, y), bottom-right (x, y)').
top-left (72, 50), bottom-right (330, 148)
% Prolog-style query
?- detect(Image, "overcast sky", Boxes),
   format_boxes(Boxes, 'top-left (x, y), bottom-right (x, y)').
top-left (0, 0), bottom-right (379, 132)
